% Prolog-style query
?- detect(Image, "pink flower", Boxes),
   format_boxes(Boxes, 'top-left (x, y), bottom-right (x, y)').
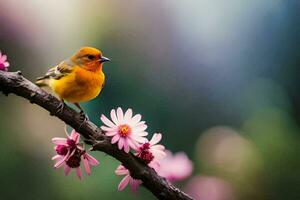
top-left (101, 107), bottom-right (148, 153)
top-left (136, 133), bottom-right (166, 167)
top-left (157, 150), bottom-right (193, 182)
top-left (115, 165), bottom-right (142, 192)
top-left (0, 51), bottom-right (10, 71)
top-left (52, 129), bottom-right (99, 179)
top-left (52, 129), bottom-right (81, 168)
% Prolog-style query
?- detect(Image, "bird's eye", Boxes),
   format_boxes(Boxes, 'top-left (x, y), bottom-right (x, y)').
top-left (87, 55), bottom-right (95, 59)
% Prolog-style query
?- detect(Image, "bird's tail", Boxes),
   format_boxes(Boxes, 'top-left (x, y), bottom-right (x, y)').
top-left (35, 77), bottom-right (49, 87)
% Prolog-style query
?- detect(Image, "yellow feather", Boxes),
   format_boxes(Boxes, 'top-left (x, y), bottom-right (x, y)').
top-left (49, 66), bottom-right (105, 103)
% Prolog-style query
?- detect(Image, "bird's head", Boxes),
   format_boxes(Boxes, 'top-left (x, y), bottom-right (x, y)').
top-left (71, 47), bottom-right (110, 71)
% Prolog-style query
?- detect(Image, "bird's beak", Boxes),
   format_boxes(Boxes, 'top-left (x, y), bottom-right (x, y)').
top-left (100, 56), bottom-right (110, 63)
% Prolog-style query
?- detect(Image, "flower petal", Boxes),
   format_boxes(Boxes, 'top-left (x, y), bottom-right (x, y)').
top-left (130, 135), bottom-right (147, 143)
top-left (101, 126), bottom-right (117, 132)
top-left (132, 124), bottom-right (147, 133)
top-left (105, 131), bottom-right (118, 137)
top-left (54, 157), bottom-right (65, 168)
top-left (76, 167), bottom-right (82, 180)
top-left (149, 160), bottom-right (160, 171)
top-left (111, 134), bottom-right (120, 144)
top-left (100, 114), bottom-right (116, 128)
top-left (133, 131), bottom-right (148, 136)
top-left (85, 153), bottom-right (99, 166)
top-left (118, 175), bottom-right (130, 191)
top-left (82, 156), bottom-right (91, 175)
top-left (64, 165), bottom-right (71, 176)
top-left (77, 145), bottom-right (84, 151)
top-left (52, 155), bottom-right (61, 160)
top-left (117, 107), bottom-right (124, 124)
top-left (115, 165), bottom-right (128, 175)
top-left (0, 55), bottom-right (7, 63)
top-left (71, 130), bottom-right (80, 144)
top-left (110, 109), bottom-right (119, 125)
top-left (52, 137), bottom-right (67, 145)
top-left (4, 62), bottom-right (9, 67)
top-left (130, 179), bottom-right (141, 193)
top-left (69, 148), bottom-right (76, 157)
top-left (129, 114), bottom-right (142, 126)
top-left (123, 139), bottom-right (130, 153)
top-left (54, 150), bottom-right (70, 168)
top-left (123, 108), bottom-right (133, 123)
top-left (149, 133), bottom-right (162, 145)
top-left (133, 121), bottom-right (145, 128)
top-left (152, 144), bottom-right (165, 151)
top-left (151, 149), bottom-right (166, 159)
top-left (127, 138), bottom-right (139, 150)
top-left (118, 138), bottom-right (124, 150)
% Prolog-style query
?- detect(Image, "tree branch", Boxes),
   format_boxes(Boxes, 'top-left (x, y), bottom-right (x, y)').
top-left (0, 71), bottom-right (193, 200)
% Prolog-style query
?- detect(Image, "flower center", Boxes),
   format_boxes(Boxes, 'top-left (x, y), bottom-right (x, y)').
top-left (66, 153), bottom-right (81, 168)
top-left (140, 142), bottom-right (150, 151)
top-left (140, 150), bottom-right (154, 164)
top-left (118, 124), bottom-right (131, 137)
top-left (67, 139), bottom-right (76, 147)
top-left (56, 145), bottom-right (68, 155)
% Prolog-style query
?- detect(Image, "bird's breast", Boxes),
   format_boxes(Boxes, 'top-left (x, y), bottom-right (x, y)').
top-left (50, 67), bottom-right (105, 103)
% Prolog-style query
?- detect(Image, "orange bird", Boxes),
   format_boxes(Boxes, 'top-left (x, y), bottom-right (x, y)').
top-left (36, 47), bottom-right (110, 117)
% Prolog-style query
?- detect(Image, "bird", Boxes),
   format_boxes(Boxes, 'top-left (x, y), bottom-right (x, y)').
top-left (36, 47), bottom-right (110, 119)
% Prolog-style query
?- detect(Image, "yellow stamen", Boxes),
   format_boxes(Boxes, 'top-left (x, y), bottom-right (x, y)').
top-left (118, 124), bottom-right (131, 137)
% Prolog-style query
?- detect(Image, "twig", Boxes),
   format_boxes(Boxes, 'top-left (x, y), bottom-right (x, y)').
top-left (0, 71), bottom-right (193, 200)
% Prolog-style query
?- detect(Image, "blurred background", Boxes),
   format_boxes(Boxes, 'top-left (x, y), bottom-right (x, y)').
top-left (1, 0), bottom-right (300, 199)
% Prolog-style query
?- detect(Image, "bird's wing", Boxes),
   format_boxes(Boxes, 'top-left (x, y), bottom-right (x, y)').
top-left (36, 60), bottom-right (74, 81)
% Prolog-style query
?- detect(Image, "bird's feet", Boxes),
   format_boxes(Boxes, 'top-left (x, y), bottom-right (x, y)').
top-left (79, 111), bottom-right (89, 129)
top-left (56, 101), bottom-right (65, 114)
top-left (50, 101), bottom-right (65, 116)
